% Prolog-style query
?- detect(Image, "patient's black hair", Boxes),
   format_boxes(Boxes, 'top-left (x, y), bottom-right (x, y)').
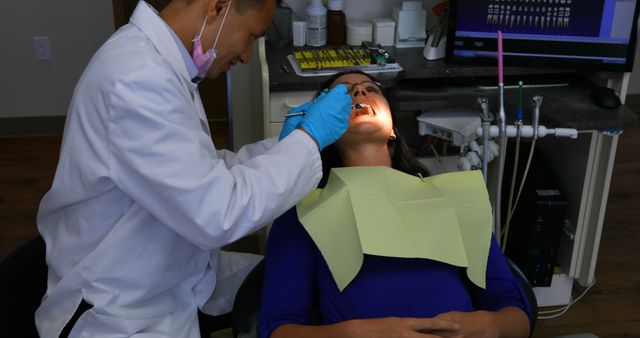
top-left (316, 70), bottom-right (429, 187)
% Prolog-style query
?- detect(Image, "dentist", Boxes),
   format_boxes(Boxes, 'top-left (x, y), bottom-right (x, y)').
top-left (35, 0), bottom-right (351, 337)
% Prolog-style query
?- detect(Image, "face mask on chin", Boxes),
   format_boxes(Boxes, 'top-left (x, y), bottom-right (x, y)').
top-left (191, 0), bottom-right (233, 82)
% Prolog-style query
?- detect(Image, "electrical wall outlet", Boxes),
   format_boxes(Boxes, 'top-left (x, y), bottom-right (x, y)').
top-left (33, 36), bottom-right (52, 61)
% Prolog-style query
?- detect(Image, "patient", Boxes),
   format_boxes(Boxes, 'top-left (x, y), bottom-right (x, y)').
top-left (258, 71), bottom-right (532, 338)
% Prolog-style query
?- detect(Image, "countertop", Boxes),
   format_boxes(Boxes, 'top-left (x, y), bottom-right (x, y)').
top-left (265, 43), bottom-right (638, 131)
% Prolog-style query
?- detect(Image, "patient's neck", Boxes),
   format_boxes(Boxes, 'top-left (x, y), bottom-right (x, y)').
top-left (339, 143), bottom-right (392, 167)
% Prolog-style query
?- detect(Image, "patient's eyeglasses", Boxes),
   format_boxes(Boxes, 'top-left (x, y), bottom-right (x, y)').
top-left (332, 80), bottom-right (385, 95)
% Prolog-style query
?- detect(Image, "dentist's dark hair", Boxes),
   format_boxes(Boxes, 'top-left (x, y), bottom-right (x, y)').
top-left (235, 0), bottom-right (271, 13)
top-left (176, 0), bottom-right (268, 13)
top-left (315, 71), bottom-right (429, 187)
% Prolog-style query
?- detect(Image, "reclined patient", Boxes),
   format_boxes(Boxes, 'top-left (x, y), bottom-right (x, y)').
top-left (258, 71), bottom-right (532, 338)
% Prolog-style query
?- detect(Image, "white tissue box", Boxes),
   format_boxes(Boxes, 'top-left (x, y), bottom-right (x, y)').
top-left (372, 18), bottom-right (396, 46)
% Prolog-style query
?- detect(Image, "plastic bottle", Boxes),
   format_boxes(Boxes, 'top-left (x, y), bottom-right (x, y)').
top-left (327, 0), bottom-right (346, 45)
top-left (306, 0), bottom-right (327, 46)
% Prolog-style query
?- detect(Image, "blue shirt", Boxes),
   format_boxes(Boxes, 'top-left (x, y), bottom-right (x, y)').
top-left (258, 207), bottom-right (532, 338)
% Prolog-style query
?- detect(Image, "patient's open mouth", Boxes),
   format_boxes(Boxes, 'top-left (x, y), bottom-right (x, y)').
top-left (352, 103), bottom-right (375, 116)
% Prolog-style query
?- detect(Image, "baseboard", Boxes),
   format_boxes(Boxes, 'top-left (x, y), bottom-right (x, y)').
top-left (0, 116), bottom-right (66, 136)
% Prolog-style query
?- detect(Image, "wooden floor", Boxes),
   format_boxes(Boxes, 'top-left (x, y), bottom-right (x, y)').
top-left (0, 136), bottom-right (60, 256)
top-left (1, 125), bottom-right (639, 337)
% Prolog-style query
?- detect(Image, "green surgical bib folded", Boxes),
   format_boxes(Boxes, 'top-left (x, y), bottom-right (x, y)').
top-left (296, 167), bottom-right (493, 291)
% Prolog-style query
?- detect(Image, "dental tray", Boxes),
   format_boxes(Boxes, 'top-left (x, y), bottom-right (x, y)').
top-left (287, 46), bottom-right (403, 77)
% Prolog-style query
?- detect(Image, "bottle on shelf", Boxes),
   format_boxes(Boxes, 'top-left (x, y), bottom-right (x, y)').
top-left (327, 0), bottom-right (346, 45)
top-left (306, 0), bottom-right (327, 46)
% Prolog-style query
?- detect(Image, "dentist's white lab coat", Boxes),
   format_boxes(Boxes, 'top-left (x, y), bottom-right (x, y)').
top-left (35, 2), bottom-right (322, 337)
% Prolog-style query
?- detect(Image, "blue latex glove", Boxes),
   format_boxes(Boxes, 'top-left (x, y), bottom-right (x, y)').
top-left (279, 113), bottom-right (304, 140)
top-left (279, 92), bottom-right (327, 140)
top-left (279, 101), bottom-right (312, 141)
top-left (300, 84), bottom-right (352, 150)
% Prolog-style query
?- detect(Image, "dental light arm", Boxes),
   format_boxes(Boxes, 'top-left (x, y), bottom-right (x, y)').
top-left (475, 125), bottom-right (578, 139)
top-left (532, 95), bottom-right (543, 140)
top-left (478, 97), bottom-right (492, 182)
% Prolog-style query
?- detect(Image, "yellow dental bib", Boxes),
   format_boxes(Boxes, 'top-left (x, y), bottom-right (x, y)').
top-left (296, 167), bottom-right (493, 291)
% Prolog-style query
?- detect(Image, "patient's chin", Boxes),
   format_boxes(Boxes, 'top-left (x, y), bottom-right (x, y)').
top-left (342, 124), bottom-right (392, 144)
top-left (349, 118), bottom-right (389, 131)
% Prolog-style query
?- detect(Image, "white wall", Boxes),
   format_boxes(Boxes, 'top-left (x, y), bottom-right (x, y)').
top-left (627, 40), bottom-right (640, 94)
top-left (229, 40), bottom-right (265, 150)
top-left (0, 0), bottom-right (114, 118)
top-left (283, 0), bottom-right (440, 27)
top-left (3, 0), bottom-right (640, 123)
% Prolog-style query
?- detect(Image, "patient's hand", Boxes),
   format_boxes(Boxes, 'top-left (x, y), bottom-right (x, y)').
top-left (347, 316), bottom-right (460, 338)
top-left (433, 308), bottom-right (529, 338)
top-left (432, 311), bottom-right (497, 337)
top-left (272, 316), bottom-right (460, 338)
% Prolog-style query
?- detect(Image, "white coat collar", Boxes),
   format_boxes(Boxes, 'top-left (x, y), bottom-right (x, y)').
top-left (129, 1), bottom-right (199, 91)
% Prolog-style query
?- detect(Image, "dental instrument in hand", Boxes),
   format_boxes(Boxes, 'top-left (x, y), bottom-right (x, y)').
top-left (283, 111), bottom-right (306, 117)
top-left (283, 103), bottom-right (366, 118)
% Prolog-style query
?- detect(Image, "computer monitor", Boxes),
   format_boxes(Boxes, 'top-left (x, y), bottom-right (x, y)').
top-left (446, 0), bottom-right (640, 72)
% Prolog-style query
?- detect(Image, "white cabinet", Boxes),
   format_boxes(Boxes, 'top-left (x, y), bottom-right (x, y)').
top-left (531, 131), bottom-right (619, 306)
top-left (257, 38), bottom-right (315, 139)
top-left (265, 91), bottom-right (316, 138)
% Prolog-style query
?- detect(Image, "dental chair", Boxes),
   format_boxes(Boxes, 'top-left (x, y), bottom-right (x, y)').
top-left (231, 258), bottom-right (267, 338)
top-left (0, 235), bottom-right (47, 338)
top-left (231, 257), bottom-right (538, 338)
top-left (0, 235), bottom-right (232, 338)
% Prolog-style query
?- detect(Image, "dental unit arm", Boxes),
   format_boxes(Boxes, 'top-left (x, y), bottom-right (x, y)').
top-left (532, 95), bottom-right (543, 140)
top-left (417, 30), bottom-right (581, 248)
top-left (475, 125), bottom-right (578, 139)
top-left (474, 95), bottom-right (578, 140)
top-left (479, 97), bottom-right (493, 183)
top-left (470, 94), bottom-right (579, 248)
